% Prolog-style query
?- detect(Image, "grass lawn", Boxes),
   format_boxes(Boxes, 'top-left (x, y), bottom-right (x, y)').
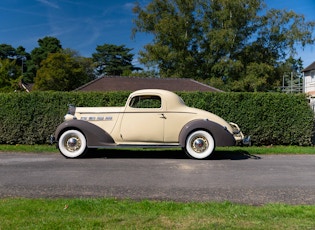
top-left (0, 144), bottom-right (314, 155)
top-left (1, 198), bottom-right (315, 229)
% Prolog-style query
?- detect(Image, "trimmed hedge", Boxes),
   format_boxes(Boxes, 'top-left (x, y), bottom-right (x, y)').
top-left (0, 91), bottom-right (313, 146)
top-left (0, 91), bottom-right (129, 145)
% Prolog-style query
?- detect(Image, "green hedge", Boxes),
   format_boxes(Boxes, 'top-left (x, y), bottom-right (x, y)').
top-left (0, 91), bottom-right (130, 145)
top-left (0, 91), bottom-right (313, 146)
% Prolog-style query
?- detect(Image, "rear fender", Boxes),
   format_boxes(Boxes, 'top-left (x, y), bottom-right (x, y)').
top-left (54, 120), bottom-right (115, 147)
top-left (179, 119), bottom-right (236, 147)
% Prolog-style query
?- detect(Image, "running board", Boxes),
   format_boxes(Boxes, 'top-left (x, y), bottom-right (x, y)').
top-left (88, 144), bottom-right (180, 149)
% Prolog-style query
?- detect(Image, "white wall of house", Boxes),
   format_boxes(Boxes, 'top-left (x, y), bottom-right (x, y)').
top-left (303, 70), bottom-right (315, 112)
top-left (303, 70), bottom-right (315, 94)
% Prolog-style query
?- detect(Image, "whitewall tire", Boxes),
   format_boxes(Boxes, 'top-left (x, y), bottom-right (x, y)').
top-left (58, 130), bottom-right (87, 158)
top-left (184, 130), bottom-right (215, 159)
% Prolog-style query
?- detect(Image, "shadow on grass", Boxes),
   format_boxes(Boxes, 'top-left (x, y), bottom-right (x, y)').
top-left (85, 148), bottom-right (261, 160)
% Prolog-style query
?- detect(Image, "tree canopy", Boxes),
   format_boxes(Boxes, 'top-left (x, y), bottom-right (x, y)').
top-left (0, 58), bottom-right (21, 92)
top-left (92, 44), bottom-right (137, 76)
top-left (132, 0), bottom-right (315, 91)
top-left (23, 36), bottom-right (63, 83)
top-left (0, 38), bottom-right (141, 92)
top-left (33, 52), bottom-right (91, 91)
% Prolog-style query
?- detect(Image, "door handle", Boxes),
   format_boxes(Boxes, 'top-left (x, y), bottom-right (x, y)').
top-left (160, 113), bottom-right (166, 119)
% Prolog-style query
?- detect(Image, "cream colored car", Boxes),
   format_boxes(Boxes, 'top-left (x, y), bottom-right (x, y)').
top-left (52, 89), bottom-right (249, 159)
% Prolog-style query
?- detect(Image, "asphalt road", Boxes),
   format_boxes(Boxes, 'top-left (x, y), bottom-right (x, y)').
top-left (0, 150), bottom-right (315, 205)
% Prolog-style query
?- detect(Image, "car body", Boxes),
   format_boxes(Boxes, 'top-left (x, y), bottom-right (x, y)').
top-left (51, 89), bottom-right (249, 159)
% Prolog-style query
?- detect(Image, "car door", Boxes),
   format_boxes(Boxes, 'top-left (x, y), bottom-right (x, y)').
top-left (119, 95), bottom-right (165, 142)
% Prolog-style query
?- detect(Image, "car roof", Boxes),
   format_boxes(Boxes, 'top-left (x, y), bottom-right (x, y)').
top-left (130, 89), bottom-right (180, 97)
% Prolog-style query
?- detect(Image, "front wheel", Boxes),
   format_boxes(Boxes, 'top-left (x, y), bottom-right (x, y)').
top-left (58, 129), bottom-right (87, 158)
top-left (184, 130), bottom-right (215, 160)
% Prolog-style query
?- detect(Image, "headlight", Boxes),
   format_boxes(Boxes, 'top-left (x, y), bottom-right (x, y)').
top-left (68, 104), bottom-right (76, 115)
top-left (64, 114), bottom-right (76, 120)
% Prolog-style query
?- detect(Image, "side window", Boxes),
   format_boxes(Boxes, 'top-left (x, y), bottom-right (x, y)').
top-left (129, 95), bottom-right (161, 109)
top-left (311, 71), bottom-right (315, 82)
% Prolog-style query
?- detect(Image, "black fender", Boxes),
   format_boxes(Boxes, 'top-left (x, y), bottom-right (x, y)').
top-left (179, 119), bottom-right (236, 147)
top-left (54, 120), bottom-right (115, 147)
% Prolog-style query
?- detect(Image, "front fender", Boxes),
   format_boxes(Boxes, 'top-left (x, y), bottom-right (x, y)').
top-left (54, 120), bottom-right (115, 147)
top-left (179, 119), bottom-right (236, 147)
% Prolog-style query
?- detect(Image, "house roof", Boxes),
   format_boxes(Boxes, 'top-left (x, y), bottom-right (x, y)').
top-left (306, 90), bottom-right (315, 96)
top-left (19, 82), bottom-right (34, 92)
top-left (302, 61), bottom-right (315, 72)
top-left (75, 76), bottom-right (223, 92)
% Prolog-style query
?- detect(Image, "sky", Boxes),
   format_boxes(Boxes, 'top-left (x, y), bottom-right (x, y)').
top-left (1, 0), bottom-right (315, 67)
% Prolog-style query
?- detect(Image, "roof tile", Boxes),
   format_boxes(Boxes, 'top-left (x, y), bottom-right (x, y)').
top-left (302, 61), bottom-right (315, 72)
top-left (75, 76), bottom-right (223, 92)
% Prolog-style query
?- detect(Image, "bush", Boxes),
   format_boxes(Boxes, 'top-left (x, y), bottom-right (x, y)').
top-left (0, 91), bottom-right (130, 145)
top-left (0, 91), bottom-right (313, 146)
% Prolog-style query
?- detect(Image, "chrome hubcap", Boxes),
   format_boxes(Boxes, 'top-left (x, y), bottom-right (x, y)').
top-left (65, 136), bottom-right (81, 152)
top-left (191, 136), bottom-right (208, 153)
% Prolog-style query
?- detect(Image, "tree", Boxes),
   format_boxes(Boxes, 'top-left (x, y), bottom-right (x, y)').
top-left (92, 44), bottom-right (136, 76)
top-left (132, 0), bottom-right (315, 91)
top-left (33, 52), bottom-right (90, 91)
top-left (31, 36), bottom-right (62, 67)
top-left (24, 36), bottom-right (63, 83)
top-left (0, 59), bottom-right (21, 92)
top-left (63, 48), bottom-right (95, 82)
top-left (0, 44), bottom-right (31, 82)
top-left (0, 44), bottom-right (16, 60)
top-left (16, 46), bottom-right (31, 76)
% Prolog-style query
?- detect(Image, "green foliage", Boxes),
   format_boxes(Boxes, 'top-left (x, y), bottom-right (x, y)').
top-left (0, 59), bottom-right (22, 92)
top-left (33, 53), bottom-right (91, 91)
top-left (92, 44), bottom-right (135, 76)
top-left (31, 36), bottom-right (62, 67)
top-left (0, 44), bottom-right (16, 59)
top-left (23, 36), bottom-right (63, 83)
top-left (231, 62), bottom-right (274, 92)
top-left (132, 0), bottom-right (315, 91)
top-left (0, 39), bottom-right (140, 91)
top-left (0, 91), bottom-right (313, 145)
top-left (0, 91), bottom-right (129, 144)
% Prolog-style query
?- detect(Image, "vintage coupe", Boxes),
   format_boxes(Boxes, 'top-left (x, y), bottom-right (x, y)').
top-left (51, 89), bottom-right (248, 159)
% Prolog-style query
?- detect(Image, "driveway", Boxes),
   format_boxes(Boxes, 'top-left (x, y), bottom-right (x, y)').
top-left (0, 150), bottom-right (315, 205)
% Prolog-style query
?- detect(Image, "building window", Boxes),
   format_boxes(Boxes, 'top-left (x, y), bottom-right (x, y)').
top-left (311, 71), bottom-right (315, 81)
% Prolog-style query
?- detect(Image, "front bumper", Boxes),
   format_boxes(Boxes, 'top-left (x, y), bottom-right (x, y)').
top-left (229, 122), bottom-right (251, 145)
top-left (50, 134), bottom-right (56, 144)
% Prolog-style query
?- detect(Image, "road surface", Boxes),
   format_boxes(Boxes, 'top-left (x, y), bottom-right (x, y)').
top-left (0, 150), bottom-right (315, 205)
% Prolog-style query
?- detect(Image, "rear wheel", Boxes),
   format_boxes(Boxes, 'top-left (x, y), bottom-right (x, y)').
top-left (58, 130), bottom-right (87, 158)
top-left (184, 130), bottom-right (215, 159)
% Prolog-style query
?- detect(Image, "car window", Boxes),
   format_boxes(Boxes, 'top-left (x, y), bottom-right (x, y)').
top-left (129, 95), bottom-right (161, 109)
